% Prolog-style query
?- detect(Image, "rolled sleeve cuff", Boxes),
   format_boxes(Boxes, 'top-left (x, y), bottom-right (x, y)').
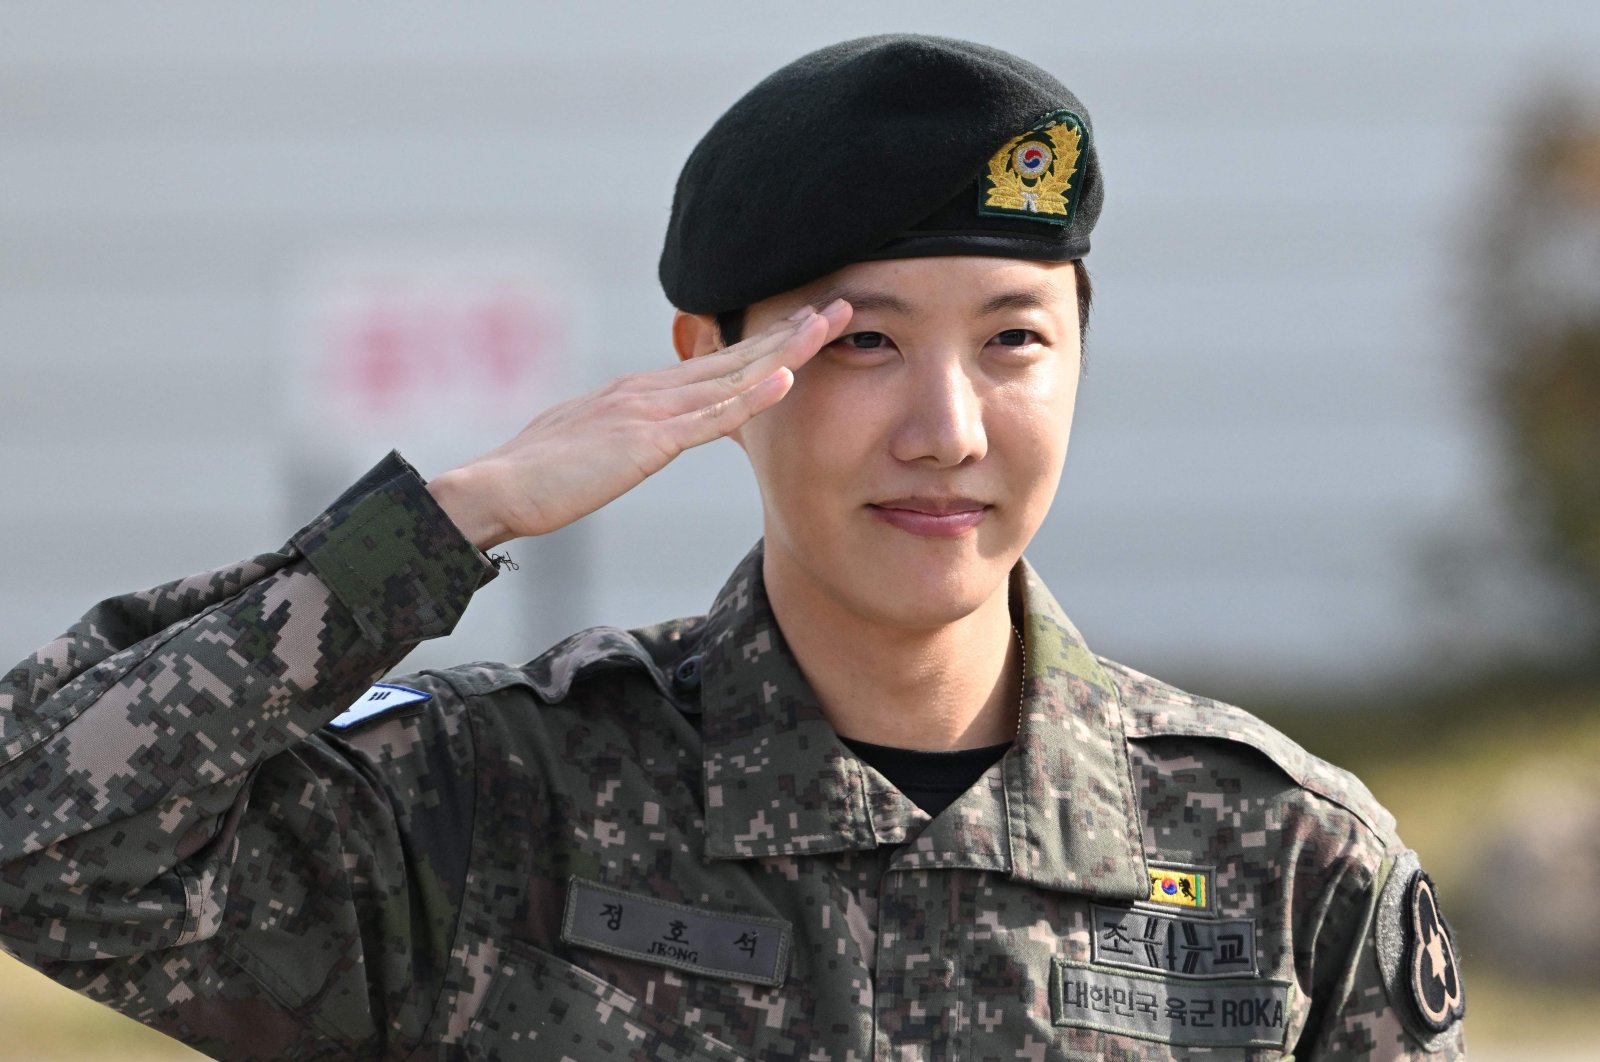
top-left (292, 451), bottom-right (497, 646)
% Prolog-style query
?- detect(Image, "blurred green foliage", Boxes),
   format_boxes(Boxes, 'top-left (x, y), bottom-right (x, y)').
top-left (1482, 97), bottom-right (1600, 618)
top-left (1266, 676), bottom-right (1600, 1049)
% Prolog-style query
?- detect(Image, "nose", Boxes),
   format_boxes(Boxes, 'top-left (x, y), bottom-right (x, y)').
top-left (889, 358), bottom-right (988, 468)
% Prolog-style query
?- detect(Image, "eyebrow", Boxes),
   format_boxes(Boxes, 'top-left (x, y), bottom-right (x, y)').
top-left (808, 285), bottom-right (913, 315)
top-left (808, 283), bottom-right (1054, 318)
top-left (975, 287), bottom-right (1052, 315)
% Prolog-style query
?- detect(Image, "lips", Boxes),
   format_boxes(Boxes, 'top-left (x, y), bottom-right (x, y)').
top-left (868, 496), bottom-right (989, 538)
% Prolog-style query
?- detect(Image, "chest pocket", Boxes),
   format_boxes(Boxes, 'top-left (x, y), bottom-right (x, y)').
top-left (464, 940), bottom-right (754, 1062)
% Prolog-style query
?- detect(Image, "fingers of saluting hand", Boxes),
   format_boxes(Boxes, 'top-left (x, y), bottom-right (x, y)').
top-left (666, 304), bottom-right (832, 386)
top-left (649, 299), bottom-right (851, 431)
top-left (428, 299), bottom-right (851, 548)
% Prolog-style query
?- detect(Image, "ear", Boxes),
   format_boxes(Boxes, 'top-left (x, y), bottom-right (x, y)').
top-left (671, 310), bottom-right (754, 452)
top-left (672, 311), bottom-right (722, 363)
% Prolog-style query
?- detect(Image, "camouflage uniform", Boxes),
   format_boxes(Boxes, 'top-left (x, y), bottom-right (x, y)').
top-left (0, 454), bottom-right (1464, 1060)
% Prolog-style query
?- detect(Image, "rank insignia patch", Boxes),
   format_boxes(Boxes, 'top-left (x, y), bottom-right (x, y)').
top-left (978, 109), bottom-right (1086, 226)
top-left (1406, 871), bottom-right (1465, 1032)
top-left (326, 683), bottom-right (431, 731)
top-left (1142, 861), bottom-right (1212, 914)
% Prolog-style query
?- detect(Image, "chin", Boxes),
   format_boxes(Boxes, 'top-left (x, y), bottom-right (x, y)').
top-left (766, 512), bottom-right (1021, 630)
top-left (840, 550), bottom-right (1011, 631)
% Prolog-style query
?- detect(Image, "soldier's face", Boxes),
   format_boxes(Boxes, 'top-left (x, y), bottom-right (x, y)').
top-left (729, 255), bottom-right (1082, 629)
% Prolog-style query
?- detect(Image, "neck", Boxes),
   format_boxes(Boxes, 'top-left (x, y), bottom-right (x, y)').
top-left (762, 553), bottom-right (1022, 752)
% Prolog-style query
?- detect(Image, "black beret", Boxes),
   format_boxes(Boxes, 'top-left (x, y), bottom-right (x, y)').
top-left (659, 34), bottom-right (1103, 314)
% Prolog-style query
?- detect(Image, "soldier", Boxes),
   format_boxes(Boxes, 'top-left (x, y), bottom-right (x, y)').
top-left (0, 35), bottom-right (1464, 1060)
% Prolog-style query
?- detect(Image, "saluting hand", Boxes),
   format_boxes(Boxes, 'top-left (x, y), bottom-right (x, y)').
top-left (426, 300), bottom-right (851, 550)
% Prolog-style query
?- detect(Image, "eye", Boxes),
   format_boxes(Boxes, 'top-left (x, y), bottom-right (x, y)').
top-left (990, 328), bottom-right (1040, 348)
top-left (824, 331), bottom-right (898, 364)
top-left (841, 331), bottom-right (887, 349)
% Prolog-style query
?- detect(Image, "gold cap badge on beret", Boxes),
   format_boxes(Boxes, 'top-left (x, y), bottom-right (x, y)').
top-left (978, 109), bottom-right (1086, 227)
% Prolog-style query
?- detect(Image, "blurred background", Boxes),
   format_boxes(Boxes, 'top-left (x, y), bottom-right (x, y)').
top-left (3, 2), bottom-right (1599, 1058)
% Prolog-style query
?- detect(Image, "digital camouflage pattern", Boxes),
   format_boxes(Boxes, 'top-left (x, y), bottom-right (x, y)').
top-left (0, 453), bottom-right (1464, 1060)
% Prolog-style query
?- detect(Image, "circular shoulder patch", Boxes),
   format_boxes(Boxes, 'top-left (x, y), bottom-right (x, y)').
top-left (1404, 870), bottom-right (1466, 1032)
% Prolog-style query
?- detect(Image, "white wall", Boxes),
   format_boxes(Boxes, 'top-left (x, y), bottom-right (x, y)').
top-left (5, 2), bottom-right (1598, 695)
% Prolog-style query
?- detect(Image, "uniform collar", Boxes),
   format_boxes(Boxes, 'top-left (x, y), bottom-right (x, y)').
top-left (698, 543), bottom-right (1148, 902)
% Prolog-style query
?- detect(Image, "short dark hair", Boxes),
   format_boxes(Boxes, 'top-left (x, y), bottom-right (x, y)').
top-left (714, 258), bottom-right (1093, 347)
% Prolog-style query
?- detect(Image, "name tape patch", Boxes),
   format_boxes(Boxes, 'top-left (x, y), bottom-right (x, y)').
top-left (1092, 904), bottom-right (1257, 979)
top-left (1142, 861), bottom-right (1213, 914)
top-left (562, 877), bottom-right (792, 987)
top-left (326, 683), bottom-right (431, 730)
top-left (1051, 960), bottom-right (1291, 1050)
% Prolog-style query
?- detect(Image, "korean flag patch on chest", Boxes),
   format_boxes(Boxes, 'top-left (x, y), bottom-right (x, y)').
top-left (327, 683), bottom-right (432, 731)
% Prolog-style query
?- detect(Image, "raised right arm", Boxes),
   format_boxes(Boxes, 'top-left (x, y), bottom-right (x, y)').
top-left (0, 303), bottom-right (845, 1058)
top-left (0, 454), bottom-right (495, 1055)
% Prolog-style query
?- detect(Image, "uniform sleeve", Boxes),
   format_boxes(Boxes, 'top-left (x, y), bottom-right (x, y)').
top-left (1302, 848), bottom-right (1467, 1059)
top-left (0, 452), bottom-right (496, 1060)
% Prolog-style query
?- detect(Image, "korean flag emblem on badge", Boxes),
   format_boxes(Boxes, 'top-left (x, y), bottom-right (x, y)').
top-left (1142, 862), bottom-right (1211, 913)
